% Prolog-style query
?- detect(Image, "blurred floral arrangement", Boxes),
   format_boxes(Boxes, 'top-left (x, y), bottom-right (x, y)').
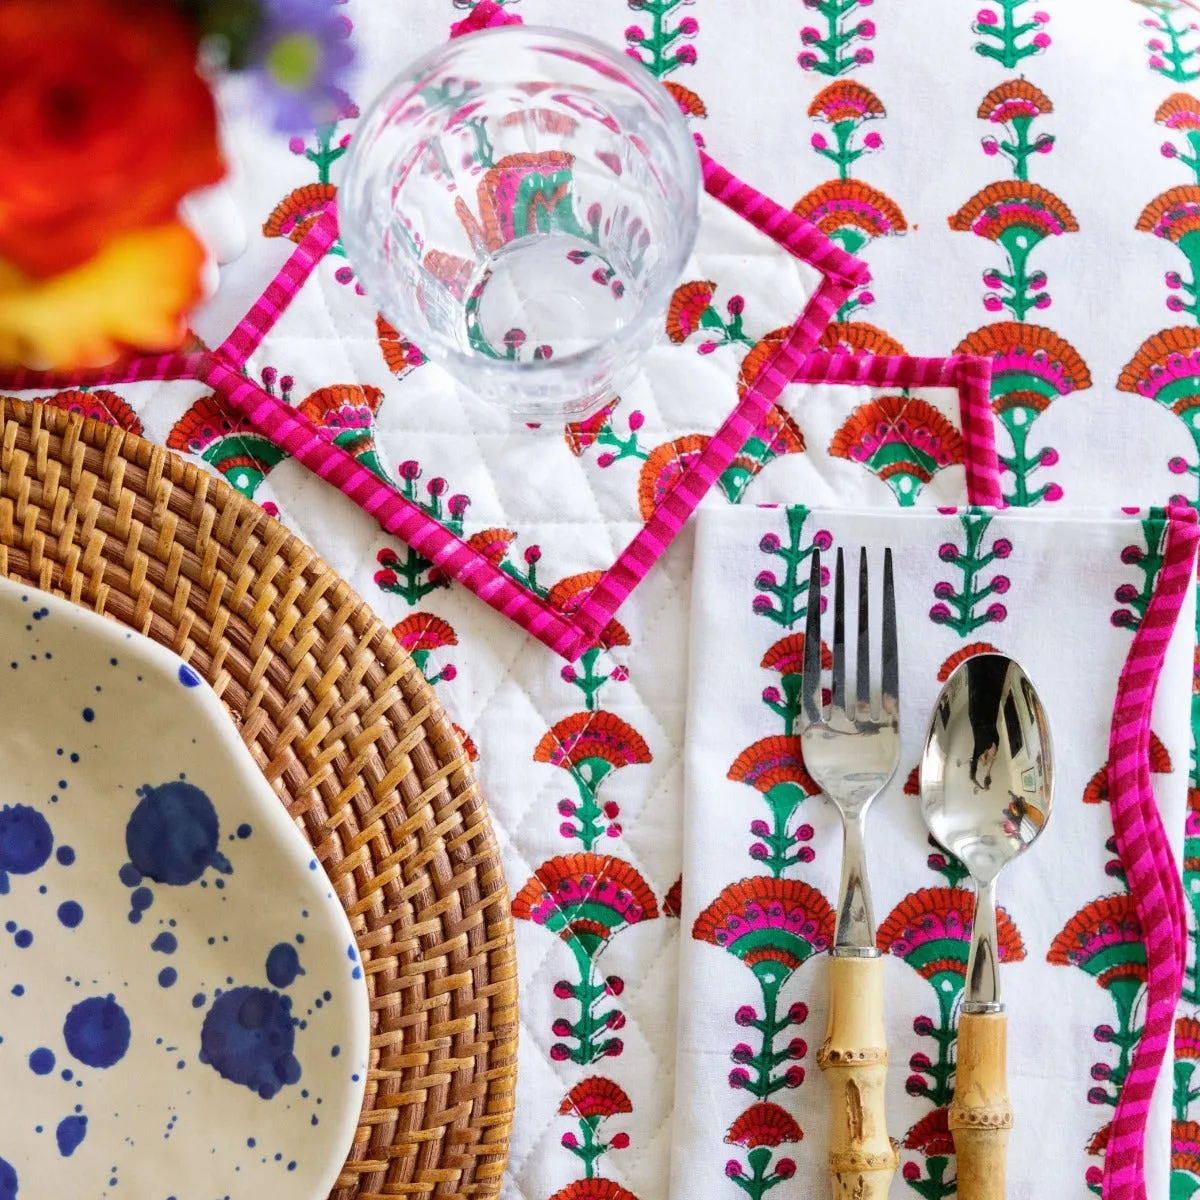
top-left (0, 0), bottom-right (354, 372)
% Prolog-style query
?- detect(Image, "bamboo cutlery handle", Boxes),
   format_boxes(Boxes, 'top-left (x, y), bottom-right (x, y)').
top-left (818, 955), bottom-right (899, 1199)
top-left (949, 1011), bottom-right (1012, 1200)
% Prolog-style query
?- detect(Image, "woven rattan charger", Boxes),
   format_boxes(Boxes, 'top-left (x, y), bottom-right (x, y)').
top-left (0, 398), bottom-right (518, 1199)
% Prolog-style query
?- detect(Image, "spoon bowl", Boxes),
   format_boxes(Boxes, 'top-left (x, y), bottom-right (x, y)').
top-left (920, 652), bottom-right (1053, 1005)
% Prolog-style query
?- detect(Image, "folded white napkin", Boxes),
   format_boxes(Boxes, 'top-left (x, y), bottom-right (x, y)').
top-left (671, 506), bottom-right (1195, 1198)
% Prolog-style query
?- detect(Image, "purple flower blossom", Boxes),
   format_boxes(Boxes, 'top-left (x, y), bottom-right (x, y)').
top-left (625, 24), bottom-right (646, 42)
top-left (675, 44), bottom-right (698, 65)
top-left (1043, 483), bottom-right (1064, 503)
top-left (976, 8), bottom-right (998, 25)
top-left (1032, 32), bottom-right (1051, 49)
top-left (863, 131), bottom-right (883, 150)
top-left (854, 46), bottom-right (874, 64)
top-left (1038, 447), bottom-right (1059, 468)
top-left (982, 136), bottom-right (1000, 157)
top-left (857, 20), bottom-right (876, 38)
top-left (678, 16), bottom-right (699, 36)
top-left (250, 0), bottom-right (356, 133)
top-left (759, 533), bottom-right (782, 552)
top-left (1170, 456), bottom-right (1191, 475)
top-left (800, 25), bottom-right (821, 44)
top-left (811, 132), bottom-right (829, 151)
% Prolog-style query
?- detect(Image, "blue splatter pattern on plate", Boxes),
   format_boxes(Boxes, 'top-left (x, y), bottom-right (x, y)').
top-left (0, 580), bottom-right (369, 1199)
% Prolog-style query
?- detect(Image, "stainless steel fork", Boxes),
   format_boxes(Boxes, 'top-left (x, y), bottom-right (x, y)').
top-left (800, 546), bottom-right (900, 1199)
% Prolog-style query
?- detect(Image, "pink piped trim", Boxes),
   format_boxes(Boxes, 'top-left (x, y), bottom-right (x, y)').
top-left (1104, 504), bottom-right (1199, 1200)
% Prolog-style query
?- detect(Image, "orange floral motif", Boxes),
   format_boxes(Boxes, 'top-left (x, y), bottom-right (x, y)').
top-left (817, 321), bottom-right (908, 357)
top-left (878, 887), bottom-right (1025, 971)
top-left (1172, 1120), bottom-right (1200, 1176)
top-left (451, 724), bottom-right (478, 763)
top-left (947, 181), bottom-right (1078, 239)
top-left (455, 151), bottom-right (577, 253)
top-left (465, 528), bottom-right (516, 567)
top-left (392, 614), bottom-right (458, 654)
top-left (1117, 327), bottom-right (1200, 407)
top-left (830, 395), bottom-right (964, 505)
top-left (534, 712), bottom-right (652, 772)
top-left (1176, 1016), bottom-right (1200, 1060)
top-left (0, 0), bottom-right (224, 279)
top-left (638, 435), bottom-right (710, 521)
top-left (760, 633), bottom-right (832, 675)
top-left (546, 571), bottom-right (630, 650)
top-left (725, 1102), bottom-right (803, 1148)
top-left (376, 315), bottom-right (425, 379)
top-left (692, 876), bottom-right (835, 966)
top-left (808, 80), bottom-right (885, 124)
top-left (1136, 186), bottom-right (1200, 244)
top-left (262, 182), bottom-right (338, 243)
top-left (977, 78), bottom-right (1054, 122)
top-left (1088, 1124), bottom-right (1111, 1156)
top-left (36, 388), bottom-right (142, 435)
top-left (665, 280), bottom-right (717, 343)
top-left (547, 1181), bottom-right (640, 1200)
top-left (558, 1077), bottom-right (634, 1119)
top-left (512, 853), bottom-right (659, 934)
top-left (664, 81), bottom-right (707, 118)
top-left (1048, 894), bottom-right (1146, 989)
top-left (1156, 93), bottom-right (1200, 132)
top-left (727, 736), bottom-right (820, 797)
top-left (937, 643), bottom-right (1001, 682)
top-left (956, 322), bottom-right (1092, 411)
top-left (565, 398), bottom-right (620, 456)
top-left (663, 875), bottom-right (682, 919)
top-left (792, 180), bottom-right (908, 238)
top-left (903, 1108), bottom-right (954, 1156)
top-left (297, 383), bottom-right (383, 425)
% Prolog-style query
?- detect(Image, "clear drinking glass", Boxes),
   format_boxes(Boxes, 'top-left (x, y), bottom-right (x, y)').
top-left (340, 24), bottom-right (702, 418)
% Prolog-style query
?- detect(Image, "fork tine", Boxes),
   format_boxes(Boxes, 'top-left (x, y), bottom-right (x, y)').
top-left (802, 550), bottom-right (823, 722)
top-left (882, 546), bottom-right (899, 704)
top-left (856, 547), bottom-right (870, 709)
top-left (831, 547), bottom-right (846, 712)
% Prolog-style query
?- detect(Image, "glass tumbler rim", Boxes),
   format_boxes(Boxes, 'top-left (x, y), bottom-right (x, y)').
top-left (340, 22), bottom-right (703, 387)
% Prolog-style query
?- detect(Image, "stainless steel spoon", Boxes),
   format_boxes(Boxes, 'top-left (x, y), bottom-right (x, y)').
top-left (918, 652), bottom-right (1054, 1200)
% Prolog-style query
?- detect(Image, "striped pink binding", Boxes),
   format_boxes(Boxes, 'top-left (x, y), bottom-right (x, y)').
top-left (1104, 504), bottom-right (1199, 1200)
top-left (0, 3), bottom-right (1002, 659)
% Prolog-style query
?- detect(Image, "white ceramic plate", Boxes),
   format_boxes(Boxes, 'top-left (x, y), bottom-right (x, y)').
top-left (0, 578), bottom-right (369, 1200)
